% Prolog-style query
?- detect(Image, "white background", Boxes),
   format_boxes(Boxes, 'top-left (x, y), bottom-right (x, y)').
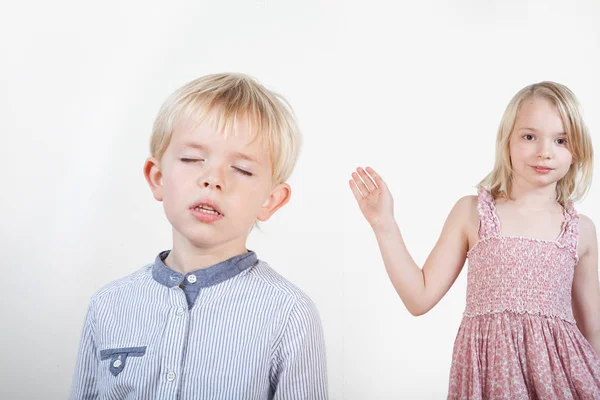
top-left (1, 0), bottom-right (599, 399)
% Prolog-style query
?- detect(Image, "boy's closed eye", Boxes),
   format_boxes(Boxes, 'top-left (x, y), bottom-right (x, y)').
top-left (180, 157), bottom-right (205, 163)
top-left (179, 157), bottom-right (253, 176)
top-left (233, 167), bottom-right (253, 176)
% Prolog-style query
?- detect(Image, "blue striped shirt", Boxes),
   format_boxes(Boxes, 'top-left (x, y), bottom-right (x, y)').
top-left (70, 250), bottom-right (328, 399)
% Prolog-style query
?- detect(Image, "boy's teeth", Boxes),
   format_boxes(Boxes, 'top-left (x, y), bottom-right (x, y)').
top-left (195, 206), bottom-right (219, 215)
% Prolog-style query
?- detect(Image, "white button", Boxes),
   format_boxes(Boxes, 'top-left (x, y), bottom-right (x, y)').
top-left (176, 307), bottom-right (185, 316)
top-left (113, 359), bottom-right (122, 368)
top-left (187, 275), bottom-right (197, 284)
top-left (166, 371), bottom-right (176, 381)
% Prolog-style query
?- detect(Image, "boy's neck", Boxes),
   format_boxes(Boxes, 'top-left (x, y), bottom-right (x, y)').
top-left (164, 239), bottom-right (249, 274)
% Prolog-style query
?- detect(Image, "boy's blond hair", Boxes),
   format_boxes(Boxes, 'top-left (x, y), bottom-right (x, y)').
top-left (480, 81), bottom-right (593, 205)
top-left (151, 73), bottom-right (301, 184)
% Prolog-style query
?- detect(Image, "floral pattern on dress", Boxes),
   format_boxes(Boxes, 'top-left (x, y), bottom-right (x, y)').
top-left (448, 187), bottom-right (600, 399)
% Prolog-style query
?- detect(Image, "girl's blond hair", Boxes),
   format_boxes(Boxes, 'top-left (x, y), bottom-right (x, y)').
top-left (480, 81), bottom-right (593, 205)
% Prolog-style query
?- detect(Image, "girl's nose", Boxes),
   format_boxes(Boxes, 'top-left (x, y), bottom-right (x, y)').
top-left (537, 141), bottom-right (553, 159)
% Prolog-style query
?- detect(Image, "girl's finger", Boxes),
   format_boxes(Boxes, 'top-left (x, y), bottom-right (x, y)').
top-left (357, 167), bottom-right (377, 192)
top-left (365, 166), bottom-right (387, 189)
top-left (351, 172), bottom-right (370, 196)
top-left (349, 180), bottom-right (364, 202)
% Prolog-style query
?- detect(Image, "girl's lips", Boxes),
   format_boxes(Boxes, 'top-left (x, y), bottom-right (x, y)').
top-left (531, 166), bottom-right (554, 174)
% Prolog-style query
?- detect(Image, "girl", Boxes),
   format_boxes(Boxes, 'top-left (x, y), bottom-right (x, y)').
top-left (350, 82), bottom-right (600, 399)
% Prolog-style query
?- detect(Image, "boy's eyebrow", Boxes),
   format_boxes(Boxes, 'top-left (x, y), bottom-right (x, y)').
top-left (181, 142), bottom-right (262, 164)
top-left (232, 151), bottom-right (261, 165)
top-left (181, 142), bottom-right (207, 151)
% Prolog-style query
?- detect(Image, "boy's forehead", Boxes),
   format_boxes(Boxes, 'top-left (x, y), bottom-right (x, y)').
top-left (171, 114), bottom-right (273, 159)
top-left (173, 114), bottom-right (255, 143)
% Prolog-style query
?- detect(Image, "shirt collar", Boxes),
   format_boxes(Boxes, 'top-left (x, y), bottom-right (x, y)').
top-left (151, 250), bottom-right (258, 288)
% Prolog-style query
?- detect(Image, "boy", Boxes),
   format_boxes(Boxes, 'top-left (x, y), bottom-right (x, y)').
top-left (70, 73), bottom-right (328, 399)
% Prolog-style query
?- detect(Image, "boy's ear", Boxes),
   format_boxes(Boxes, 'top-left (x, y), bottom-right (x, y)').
top-left (144, 157), bottom-right (164, 202)
top-left (257, 183), bottom-right (291, 222)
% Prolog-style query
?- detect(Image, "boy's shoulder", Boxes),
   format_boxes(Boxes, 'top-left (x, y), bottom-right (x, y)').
top-left (91, 263), bottom-right (154, 304)
top-left (246, 259), bottom-right (316, 305)
top-left (247, 260), bottom-right (322, 327)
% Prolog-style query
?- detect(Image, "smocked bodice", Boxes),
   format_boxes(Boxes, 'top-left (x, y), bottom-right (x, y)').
top-left (464, 187), bottom-right (579, 322)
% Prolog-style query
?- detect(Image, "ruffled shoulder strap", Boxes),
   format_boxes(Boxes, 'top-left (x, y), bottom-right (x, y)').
top-left (476, 186), bottom-right (501, 240)
top-left (557, 200), bottom-right (580, 259)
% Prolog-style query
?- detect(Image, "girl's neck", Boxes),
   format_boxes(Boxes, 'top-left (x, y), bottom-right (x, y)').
top-left (507, 181), bottom-right (558, 209)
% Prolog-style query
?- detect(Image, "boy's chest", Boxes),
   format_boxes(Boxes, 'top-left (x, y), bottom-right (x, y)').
top-left (93, 289), bottom-right (285, 399)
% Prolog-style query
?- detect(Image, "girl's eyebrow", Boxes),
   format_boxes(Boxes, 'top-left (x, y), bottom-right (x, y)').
top-left (517, 127), bottom-right (566, 135)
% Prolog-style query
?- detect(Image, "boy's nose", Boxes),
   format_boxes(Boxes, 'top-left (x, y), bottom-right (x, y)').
top-left (201, 178), bottom-right (222, 190)
top-left (198, 167), bottom-right (224, 190)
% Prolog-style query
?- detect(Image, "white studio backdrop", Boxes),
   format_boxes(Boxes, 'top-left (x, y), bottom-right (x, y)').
top-left (1, 0), bottom-right (599, 399)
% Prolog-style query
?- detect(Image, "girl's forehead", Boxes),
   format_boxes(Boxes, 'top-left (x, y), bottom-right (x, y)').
top-left (519, 96), bottom-right (557, 115)
top-left (514, 98), bottom-right (565, 131)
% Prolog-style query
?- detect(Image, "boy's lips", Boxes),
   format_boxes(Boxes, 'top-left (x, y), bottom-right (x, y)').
top-left (190, 201), bottom-right (223, 220)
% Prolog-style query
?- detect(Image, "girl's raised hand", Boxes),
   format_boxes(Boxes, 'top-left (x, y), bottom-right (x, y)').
top-left (349, 167), bottom-right (394, 229)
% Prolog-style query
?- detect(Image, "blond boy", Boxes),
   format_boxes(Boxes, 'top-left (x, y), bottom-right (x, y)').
top-left (70, 73), bottom-right (328, 399)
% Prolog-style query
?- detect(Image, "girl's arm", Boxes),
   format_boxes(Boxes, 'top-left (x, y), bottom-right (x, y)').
top-left (572, 215), bottom-right (600, 355)
top-left (350, 167), bottom-right (473, 316)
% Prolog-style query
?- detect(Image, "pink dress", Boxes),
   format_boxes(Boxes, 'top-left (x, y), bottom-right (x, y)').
top-left (448, 187), bottom-right (600, 399)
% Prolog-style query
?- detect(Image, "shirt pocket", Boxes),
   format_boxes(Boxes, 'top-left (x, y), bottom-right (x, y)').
top-left (99, 346), bottom-right (147, 377)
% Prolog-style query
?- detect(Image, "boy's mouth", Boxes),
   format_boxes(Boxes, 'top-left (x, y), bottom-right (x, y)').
top-left (190, 202), bottom-right (223, 216)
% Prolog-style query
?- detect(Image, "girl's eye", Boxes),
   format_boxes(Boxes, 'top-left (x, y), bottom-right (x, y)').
top-left (556, 138), bottom-right (568, 145)
top-left (523, 134), bottom-right (535, 141)
top-left (233, 167), bottom-right (253, 176)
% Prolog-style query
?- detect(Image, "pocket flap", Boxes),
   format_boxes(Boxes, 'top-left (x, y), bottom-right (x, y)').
top-left (100, 346), bottom-right (147, 377)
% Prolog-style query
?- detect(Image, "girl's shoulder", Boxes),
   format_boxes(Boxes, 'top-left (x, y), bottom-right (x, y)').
top-left (454, 188), bottom-right (488, 218)
top-left (448, 194), bottom-right (480, 233)
top-left (578, 213), bottom-right (594, 231)
top-left (578, 213), bottom-right (597, 257)
top-left (454, 194), bottom-right (479, 213)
